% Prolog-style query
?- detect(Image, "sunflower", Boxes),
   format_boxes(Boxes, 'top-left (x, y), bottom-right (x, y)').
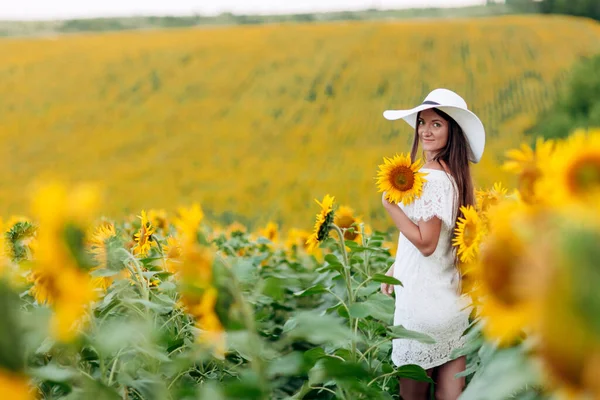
top-left (376, 153), bottom-right (427, 205)
top-left (535, 223), bottom-right (600, 398)
top-left (226, 222), bottom-right (247, 236)
top-left (537, 129), bottom-right (600, 211)
top-left (334, 206), bottom-right (362, 242)
top-left (258, 221), bottom-right (279, 243)
top-left (86, 222), bottom-right (118, 291)
top-left (147, 209), bottom-right (168, 231)
top-left (452, 205), bottom-right (484, 264)
top-left (182, 286), bottom-right (225, 358)
top-left (306, 194), bottom-right (335, 252)
top-left (503, 137), bottom-right (555, 205)
top-left (285, 228), bottom-right (311, 251)
top-left (382, 241), bottom-right (397, 257)
top-left (0, 369), bottom-right (33, 400)
top-left (457, 260), bottom-right (481, 302)
top-left (473, 200), bottom-right (539, 345)
top-left (476, 182), bottom-right (508, 215)
top-left (173, 204), bottom-right (204, 245)
top-left (132, 210), bottom-right (156, 257)
top-left (29, 182), bottom-right (98, 342)
top-left (163, 236), bottom-right (182, 273)
top-left (176, 244), bottom-right (224, 357)
top-left (88, 222), bottom-right (117, 266)
top-left (4, 221), bottom-right (37, 263)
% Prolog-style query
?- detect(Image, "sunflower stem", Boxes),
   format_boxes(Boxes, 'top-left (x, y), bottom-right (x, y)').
top-left (359, 223), bottom-right (371, 277)
top-left (330, 224), bottom-right (352, 302)
top-left (330, 223), bottom-right (357, 361)
top-left (216, 253), bottom-right (268, 397)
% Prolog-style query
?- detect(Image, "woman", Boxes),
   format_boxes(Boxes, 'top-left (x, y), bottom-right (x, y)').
top-left (380, 88), bottom-right (486, 400)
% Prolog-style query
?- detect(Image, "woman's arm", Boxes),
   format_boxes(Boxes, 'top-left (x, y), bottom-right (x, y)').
top-left (381, 262), bottom-right (395, 296)
top-left (382, 194), bottom-right (442, 257)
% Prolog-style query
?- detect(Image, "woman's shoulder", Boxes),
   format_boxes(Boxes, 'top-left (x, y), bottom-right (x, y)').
top-left (420, 168), bottom-right (455, 183)
top-left (418, 168), bottom-right (457, 196)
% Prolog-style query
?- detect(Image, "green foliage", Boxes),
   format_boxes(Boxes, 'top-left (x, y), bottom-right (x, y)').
top-left (539, 0), bottom-right (600, 21)
top-left (0, 4), bottom-right (517, 38)
top-left (0, 282), bottom-right (25, 372)
top-left (529, 53), bottom-right (600, 140)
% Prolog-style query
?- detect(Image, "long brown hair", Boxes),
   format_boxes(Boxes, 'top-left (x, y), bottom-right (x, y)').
top-left (410, 108), bottom-right (475, 249)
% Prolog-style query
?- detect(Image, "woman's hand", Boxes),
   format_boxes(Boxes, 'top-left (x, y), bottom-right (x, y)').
top-left (381, 192), bottom-right (396, 211)
top-left (381, 263), bottom-right (395, 296)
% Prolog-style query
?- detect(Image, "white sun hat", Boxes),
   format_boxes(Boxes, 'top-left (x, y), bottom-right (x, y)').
top-left (383, 88), bottom-right (486, 163)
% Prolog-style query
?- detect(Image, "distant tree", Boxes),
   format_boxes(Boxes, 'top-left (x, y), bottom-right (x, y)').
top-left (530, 54), bottom-right (600, 140)
top-left (505, 0), bottom-right (541, 13)
top-left (539, 0), bottom-right (600, 20)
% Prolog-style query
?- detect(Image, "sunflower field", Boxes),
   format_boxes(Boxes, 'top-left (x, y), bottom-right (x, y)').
top-left (2, 11), bottom-right (600, 400)
top-left (1, 127), bottom-right (600, 399)
top-left (0, 15), bottom-right (600, 230)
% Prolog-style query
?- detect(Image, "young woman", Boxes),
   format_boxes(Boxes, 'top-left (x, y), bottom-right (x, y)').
top-left (380, 88), bottom-right (486, 400)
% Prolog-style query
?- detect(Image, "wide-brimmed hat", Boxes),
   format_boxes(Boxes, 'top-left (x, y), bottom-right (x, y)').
top-left (383, 88), bottom-right (485, 163)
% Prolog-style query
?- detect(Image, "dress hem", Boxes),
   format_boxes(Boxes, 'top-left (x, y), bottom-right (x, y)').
top-left (391, 354), bottom-right (458, 371)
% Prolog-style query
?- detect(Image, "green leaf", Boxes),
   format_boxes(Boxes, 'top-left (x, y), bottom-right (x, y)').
top-left (371, 273), bottom-right (403, 286)
top-left (118, 374), bottom-right (169, 400)
top-left (227, 331), bottom-right (256, 361)
top-left (232, 258), bottom-right (258, 284)
top-left (387, 325), bottom-right (436, 344)
top-left (294, 284), bottom-right (330, 297)
top-left (262, 276), bottom-right (285, 301)
top-left (283, 311), bottom-right (355, 346)
top-left (460, 346), bottom-right (541, 400)
top-left (223, 370), bottom-right (265, 399)
top-left (90, 268), bottom-right (120, 278)
top-left (348, 303), bottom-right (370, 318)
top-left (348, 294), bottom-right (395, 322)
top-left (125, 298), bottom-right (172, 314)
top-left (29, 364), bottom-right (77, 383)
top-left (197, 382), bottom-right (225, 400)
top-left (324, 254), bottom-right (345, 272)
top-left (309, 357), bottom-right (372, 385)
top-left (157, 281), bottom-right (176, 292)
top-left (396, 364), bottom-right (434, 383)
top-left (267, 352), bottom-right (305, 378)
top-left (0, 282), bottom-right (24, 372)
top-left (356, 281), bottom-right (382, 298)
top-left (303, 347), bottom-right (327, 367)
top-left (63, 383), bottom-right (121, 400)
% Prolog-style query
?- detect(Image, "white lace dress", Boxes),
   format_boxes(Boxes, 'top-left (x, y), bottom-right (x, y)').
top-left (391, 168), bottom-right (472, 370)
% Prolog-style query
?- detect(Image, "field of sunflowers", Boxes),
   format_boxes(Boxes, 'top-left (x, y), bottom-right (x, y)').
top-left (1, 128), bottom-right (599, 399)
top-left (0, 15), bottom-right (600, 230)
top-left (1, 10), bottom-right (600, 400)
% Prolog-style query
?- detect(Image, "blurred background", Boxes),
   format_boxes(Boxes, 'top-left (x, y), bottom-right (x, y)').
top-left (0, 0), bottom-right (599, 231)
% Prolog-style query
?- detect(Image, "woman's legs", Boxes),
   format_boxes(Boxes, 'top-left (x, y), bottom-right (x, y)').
top-left (434, 356), bottom-right (466, 400)
top-left (399, 368), bottom-right (434, 400)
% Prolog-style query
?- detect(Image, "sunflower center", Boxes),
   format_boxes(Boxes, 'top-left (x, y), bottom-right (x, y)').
top-left (518, 165), bottom-right (541, 203)
top-left (567, 155), bottom-right (600, 196)
top-left (336, 215), bottom-right (358, 240)
top-left (462, 221), bottom-right (477, 248)
top-left (480, 239), bottom-right (523, 307)
top-left (392, 166), bottom-right (415, 191)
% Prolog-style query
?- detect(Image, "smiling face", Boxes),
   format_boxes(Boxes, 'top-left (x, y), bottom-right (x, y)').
top-left (417, 108), bottom-right (449, 160)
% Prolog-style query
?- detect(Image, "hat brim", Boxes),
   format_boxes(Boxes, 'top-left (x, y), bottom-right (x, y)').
top-left (383, 104), bottom-right (485, 163)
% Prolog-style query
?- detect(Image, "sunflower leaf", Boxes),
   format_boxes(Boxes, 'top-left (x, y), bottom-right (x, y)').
top-left (396, 364), bottom-right (434, 383)
top-left (294, 284), bottom-right (330, 297)
top-left (371, 274), bottom-right (402, 286)
top-left (387, 325), bottom-right (436, 343)
top-left (459, 346), bottom-right (541, 400)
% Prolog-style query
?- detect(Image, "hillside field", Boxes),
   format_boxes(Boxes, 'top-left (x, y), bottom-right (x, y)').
top-left (0, 15), bottom-right (599, 230)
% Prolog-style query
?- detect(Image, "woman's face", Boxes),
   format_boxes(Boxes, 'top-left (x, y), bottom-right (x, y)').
top-left (417, 109), bottom-right (449, 158)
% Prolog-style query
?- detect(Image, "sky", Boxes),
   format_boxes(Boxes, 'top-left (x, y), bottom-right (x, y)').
top-left (0, 0), bottom-right (489, 20)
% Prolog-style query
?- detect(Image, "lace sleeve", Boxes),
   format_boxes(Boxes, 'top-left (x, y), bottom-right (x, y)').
top-left (407, 176), bottom-right (457, 228)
